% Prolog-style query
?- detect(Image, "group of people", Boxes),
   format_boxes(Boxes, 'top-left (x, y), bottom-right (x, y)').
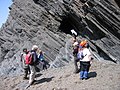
top-left (20, 30), bottom-right (93, 87)
top-left (71, 29), bottom-right (93, 80)
top-left (20, 45), bottom-right (50, 86)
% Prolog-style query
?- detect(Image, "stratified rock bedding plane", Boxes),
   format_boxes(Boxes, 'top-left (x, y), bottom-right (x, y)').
top-left (0, 0), bottom-right (120, 82)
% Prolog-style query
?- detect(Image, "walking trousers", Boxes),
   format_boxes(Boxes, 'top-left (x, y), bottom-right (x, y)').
top-left (29, 65), bottom-right (36, 84)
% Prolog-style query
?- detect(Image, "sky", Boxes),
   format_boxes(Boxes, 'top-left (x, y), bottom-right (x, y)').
top-left (0, 0), bottom-right (12, 28)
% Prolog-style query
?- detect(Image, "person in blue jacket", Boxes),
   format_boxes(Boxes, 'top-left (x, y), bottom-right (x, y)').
top-left (38, 50), bottom-right (50, 70)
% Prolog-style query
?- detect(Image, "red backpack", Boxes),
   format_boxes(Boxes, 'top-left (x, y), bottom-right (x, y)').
top-left (25, 51), bottom-right (33, 65)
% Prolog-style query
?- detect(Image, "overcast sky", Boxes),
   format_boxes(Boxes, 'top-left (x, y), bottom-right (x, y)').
top-left (0, 0), bottom-right (12, 28)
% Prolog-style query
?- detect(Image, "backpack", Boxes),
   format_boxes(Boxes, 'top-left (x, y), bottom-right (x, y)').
top-left (73, 45), bottom-right (79, 55)
top-left (39, 53), bottom-right (44, 61)
top-left (77, 51), bottom-right (83, 59)
top-left (25, 51), bottom-right (33, 65)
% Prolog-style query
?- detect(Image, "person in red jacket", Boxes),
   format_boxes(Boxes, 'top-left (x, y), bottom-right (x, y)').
top-left (20, 48), bottom-right (30, 80)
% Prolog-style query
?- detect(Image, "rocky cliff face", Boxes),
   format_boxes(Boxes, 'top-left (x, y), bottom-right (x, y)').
top-left (0, 0), bottom-right (120, 76)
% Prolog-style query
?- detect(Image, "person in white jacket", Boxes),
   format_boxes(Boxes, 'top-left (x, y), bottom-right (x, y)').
top-left (79, 42), bottom-right (93, 80)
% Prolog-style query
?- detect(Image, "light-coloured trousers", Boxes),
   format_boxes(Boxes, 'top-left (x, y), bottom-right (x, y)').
top-left (29, 65), bottom-right (36, 84)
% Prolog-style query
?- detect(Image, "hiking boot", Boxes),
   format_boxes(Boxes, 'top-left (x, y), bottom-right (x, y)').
top-left (23, 77), bottom-right (29, 80)
top-left (84, 77), bottom-right (88, 80)
top-left (74, 70), bottom-right (79, 74)
top-left (80, 78), bottom-right (84, 80)
top-left (29, 80), bottom-right (37, 85)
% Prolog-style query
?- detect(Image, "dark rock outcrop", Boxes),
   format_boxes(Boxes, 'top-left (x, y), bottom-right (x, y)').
top-left (0, 0), bottom-right (120, 76)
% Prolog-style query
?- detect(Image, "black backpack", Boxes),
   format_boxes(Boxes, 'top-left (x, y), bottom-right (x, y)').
top-left (73, 45), bottom-right (79, 55)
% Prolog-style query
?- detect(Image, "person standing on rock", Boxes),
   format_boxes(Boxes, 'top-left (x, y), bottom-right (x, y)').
top-left (71, 29), bottom-right (80, 73)
top-left (20, 48), bottom-right (30, 80)
top-left (72, 38), bottom-right (80, 73)
top-left (73, 39), bottom-right (79, 73)
top-left (79, 40), bottom-right (93, 80)
top-left (28, 45), bottom-right (39, 85)
top-left (38, 49), bottom-right (50, 70)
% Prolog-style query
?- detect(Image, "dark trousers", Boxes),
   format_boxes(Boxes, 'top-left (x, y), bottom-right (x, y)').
top-left (23, 65), bottom-right (30, 78)
top-left (40, 60), bottom-right (50, 70)
top-left (80, 61), bottom-right (90, 71)
top-left (73, 56), bottom-right (79, 73)
top-left (80, 61), bottom-right (90, 79)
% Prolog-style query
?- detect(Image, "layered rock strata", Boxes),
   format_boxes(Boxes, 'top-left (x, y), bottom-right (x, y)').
top-left (0, 0), bottom-right (120, 75)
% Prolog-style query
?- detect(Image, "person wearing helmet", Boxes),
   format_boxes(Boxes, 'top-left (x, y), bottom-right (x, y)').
top-left (80, 40), bottom-right (87, 47)
top-left (80, 40), bottom-right (89, 48)
top-left (79, 42), bottom-right (93, 80)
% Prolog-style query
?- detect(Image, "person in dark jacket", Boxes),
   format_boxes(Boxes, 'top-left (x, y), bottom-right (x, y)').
top-left (29, 45), bottom-right (39, 85)
top-left (72, 38), bottom-right (79, 73)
